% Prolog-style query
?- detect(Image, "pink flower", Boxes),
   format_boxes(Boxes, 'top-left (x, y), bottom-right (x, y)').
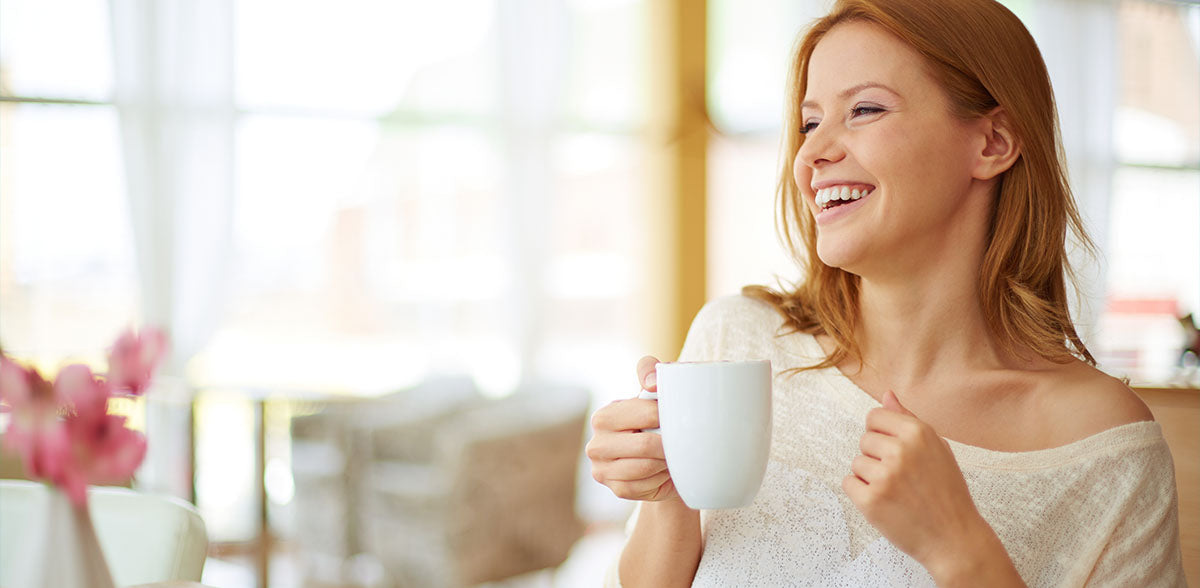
top-left (106, 327), bottom-right (167, 395)
top-left (0, 356), bottom-right (70, 480)
top-left (58, 413), bottom-right (147, 506)
top-left (1, 326), bottom-right (163, 507)
top-left (57, 364), bottom-right (110, 425)
top-left (0, 355), bottom-right (61, 413)
top-left (51, 364), bottom-right (148, 506)
top-left (3, 417), bottom-right (71, 482)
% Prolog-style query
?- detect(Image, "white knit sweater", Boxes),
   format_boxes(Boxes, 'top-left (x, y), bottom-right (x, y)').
top-left (606, 295), bottom-right (1186, 587)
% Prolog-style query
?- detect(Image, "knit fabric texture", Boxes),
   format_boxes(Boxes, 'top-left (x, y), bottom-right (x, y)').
top-left (605, 295), bottom-right (1186, 587)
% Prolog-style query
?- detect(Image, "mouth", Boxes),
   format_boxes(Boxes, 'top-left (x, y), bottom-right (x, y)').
top-left (814, 185), bottom-right (875, 211)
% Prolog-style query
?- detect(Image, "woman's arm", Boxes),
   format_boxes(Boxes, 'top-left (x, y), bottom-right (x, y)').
top-left (619, 499), bottom-right (703, 588)
top-left (589, 356), bottom-right (704, 587)
top-left (844, 390), bottom-right (1026, 587)
top-left (923, 518), bottom-right (1024, 587)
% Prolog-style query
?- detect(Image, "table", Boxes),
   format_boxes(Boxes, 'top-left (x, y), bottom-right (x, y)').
top-left (191, 386), bottom-right (369, 588)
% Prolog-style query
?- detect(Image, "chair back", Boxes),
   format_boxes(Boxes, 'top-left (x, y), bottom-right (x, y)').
top-left (439, 383), bottom-right (591, 585)
top-left (0, 479), bottom-right (208, 587)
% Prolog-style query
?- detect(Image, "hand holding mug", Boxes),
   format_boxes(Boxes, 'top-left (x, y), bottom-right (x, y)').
top-left (586, 356), bottom-right (680, 503)
top-left (587, 356), bottom-right (773, 510)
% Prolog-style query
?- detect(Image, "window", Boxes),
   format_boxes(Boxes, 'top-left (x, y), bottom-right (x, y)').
top-left (1097, 0), bottom-right (1200, 384)
top-left (0, 0), bottom-right (139, 365)
top-left (3, 0), bottom-right (655, 545)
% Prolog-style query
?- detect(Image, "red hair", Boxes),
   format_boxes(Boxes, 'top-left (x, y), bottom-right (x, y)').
top-left (746, 0), bottom-right (1096, 369)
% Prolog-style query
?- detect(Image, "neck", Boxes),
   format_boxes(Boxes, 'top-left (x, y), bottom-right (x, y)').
top-left (850, 234), bottom-right (1013, 393)
top-left (854, 276), bottom-right (1006, 392)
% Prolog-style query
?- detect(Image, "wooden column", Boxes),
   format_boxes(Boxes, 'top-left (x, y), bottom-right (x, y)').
top-left (644, 0), bottom-right (708, 360)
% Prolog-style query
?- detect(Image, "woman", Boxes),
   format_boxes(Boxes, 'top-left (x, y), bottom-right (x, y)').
top-left (587, 0), bottom-right (1187, 586)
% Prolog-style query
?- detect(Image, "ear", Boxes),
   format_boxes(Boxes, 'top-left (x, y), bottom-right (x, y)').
top-left (972, 107), bottom-right (1021, 181)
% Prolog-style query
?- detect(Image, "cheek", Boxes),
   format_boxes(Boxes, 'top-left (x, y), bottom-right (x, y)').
top-left (879, 123), bottom-right (973, 180)
top-left (867, 128), bottom-right (948, 193)
top-left (872, 126), bottom-right (915, 166)
top-left (792, 151), bottom-right (812, 190)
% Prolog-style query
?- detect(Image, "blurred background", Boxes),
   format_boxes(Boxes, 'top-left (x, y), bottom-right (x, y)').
top-left (1, 0), bottom-right (1197, 586)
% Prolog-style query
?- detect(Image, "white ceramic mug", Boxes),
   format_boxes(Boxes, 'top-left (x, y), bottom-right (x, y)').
top-left (639, 360), bottom-right (772, 509)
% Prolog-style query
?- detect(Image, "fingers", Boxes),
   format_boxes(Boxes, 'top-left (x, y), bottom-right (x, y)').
top-left (586, 426), bottom-right (673, 502)
top-left (842, 473), bottom-right (867, 498)
top-left (880, 389), bottom-right (915, 416)
top-left (859, 431), bottom-right (897, 460)
top-left (585, 354), bottom-right (678, 503)
top-left (604, 471), bottom-right (675, 501)
top-left (592, 457), bottom-right (668, 482)
top-left (850, 454), bottom-right (886, 483)
top-left (865, 406), bottom-right (923, 439)
top-left (585, 430), bottom-right (666, 461)
top-left (636, 355), bottom-right (660, 391)
top-left (591, 399), bottom-right (660, 433)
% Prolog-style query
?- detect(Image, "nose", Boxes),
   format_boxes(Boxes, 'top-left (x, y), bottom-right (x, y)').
top-left (795, 123), bottom-right (845, 170)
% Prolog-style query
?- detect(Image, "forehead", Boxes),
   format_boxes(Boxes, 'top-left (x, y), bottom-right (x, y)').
top-left (803, 20), bottom-right (939, 106)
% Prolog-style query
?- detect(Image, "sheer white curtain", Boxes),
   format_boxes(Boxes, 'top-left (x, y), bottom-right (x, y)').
top-left (498, 0), bottom-right (570, 384)
top-left (109, 0), bottom-right (236, 498)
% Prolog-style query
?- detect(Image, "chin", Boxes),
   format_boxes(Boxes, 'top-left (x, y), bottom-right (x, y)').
top-left (815, 240), bottom-right (864, 272)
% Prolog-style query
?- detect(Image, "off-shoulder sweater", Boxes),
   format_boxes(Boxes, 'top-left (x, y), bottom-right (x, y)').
top-left (605, 295), bottom-right (1186, 587)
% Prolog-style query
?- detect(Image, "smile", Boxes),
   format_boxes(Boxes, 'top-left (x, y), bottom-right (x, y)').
top-left (814, 185), bottom-right (874, 210)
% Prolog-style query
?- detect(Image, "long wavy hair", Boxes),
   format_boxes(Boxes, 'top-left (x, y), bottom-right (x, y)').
top-left (745, 0), bottom-right (1096, 370)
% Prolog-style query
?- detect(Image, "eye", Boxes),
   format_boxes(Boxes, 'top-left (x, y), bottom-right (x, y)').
top-left (799, 120), bottom-right (820, 135)
top-left (850, 104), bottom-right (885, 118)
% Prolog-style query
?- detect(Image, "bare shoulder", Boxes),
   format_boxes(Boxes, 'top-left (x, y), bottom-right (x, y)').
top-left (1031, 359), bottom-right (1155, 442)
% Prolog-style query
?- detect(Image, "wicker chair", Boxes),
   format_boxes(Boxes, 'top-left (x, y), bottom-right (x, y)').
top-left (288, 375), bottom-right (481, 583)
top-left (359, 382), bottom-right (590, 588)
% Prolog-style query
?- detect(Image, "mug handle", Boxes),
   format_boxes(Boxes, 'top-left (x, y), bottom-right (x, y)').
top-left (637, 389), bottom-right (660, 434)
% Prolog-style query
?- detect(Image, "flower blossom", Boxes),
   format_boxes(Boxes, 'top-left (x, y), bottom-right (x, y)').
top-left (0, 327), bottom-right (164, 507)
top-left (0, 356), bottom-right (70, 481)
top-left (106, 327), bottom-right (167, 395)
top-left (55, 365), bottom-right (147, 505)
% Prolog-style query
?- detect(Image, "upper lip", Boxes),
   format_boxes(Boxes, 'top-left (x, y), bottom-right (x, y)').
top-left (810, 180), bottom-right (875, 191)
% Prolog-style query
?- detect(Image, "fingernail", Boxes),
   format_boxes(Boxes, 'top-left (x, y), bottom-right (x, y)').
top-left (644, 371), bottom-right (657, 389)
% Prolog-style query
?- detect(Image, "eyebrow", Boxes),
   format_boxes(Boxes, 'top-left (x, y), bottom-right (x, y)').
top-left (800, 82), bottom-right (899, 111)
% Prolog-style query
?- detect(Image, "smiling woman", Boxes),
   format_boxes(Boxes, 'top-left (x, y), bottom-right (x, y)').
top-left (706, 0), bottom-right (1200, 386)
top-left (594, 0), bottom-right (1188, 586)
top-left (776, 6), bottom-right (1091, 373)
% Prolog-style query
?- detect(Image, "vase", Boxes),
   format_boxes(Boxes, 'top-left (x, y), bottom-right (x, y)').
top-left (15, 485), bottom-right (117, 588)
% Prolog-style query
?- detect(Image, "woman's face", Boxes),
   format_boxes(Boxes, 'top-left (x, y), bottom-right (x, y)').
top-left (794, 21), bottom-right (989, 278)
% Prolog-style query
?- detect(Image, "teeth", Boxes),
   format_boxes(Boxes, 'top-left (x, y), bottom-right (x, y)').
top-left (815, 186), bottom-right (871, 208)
